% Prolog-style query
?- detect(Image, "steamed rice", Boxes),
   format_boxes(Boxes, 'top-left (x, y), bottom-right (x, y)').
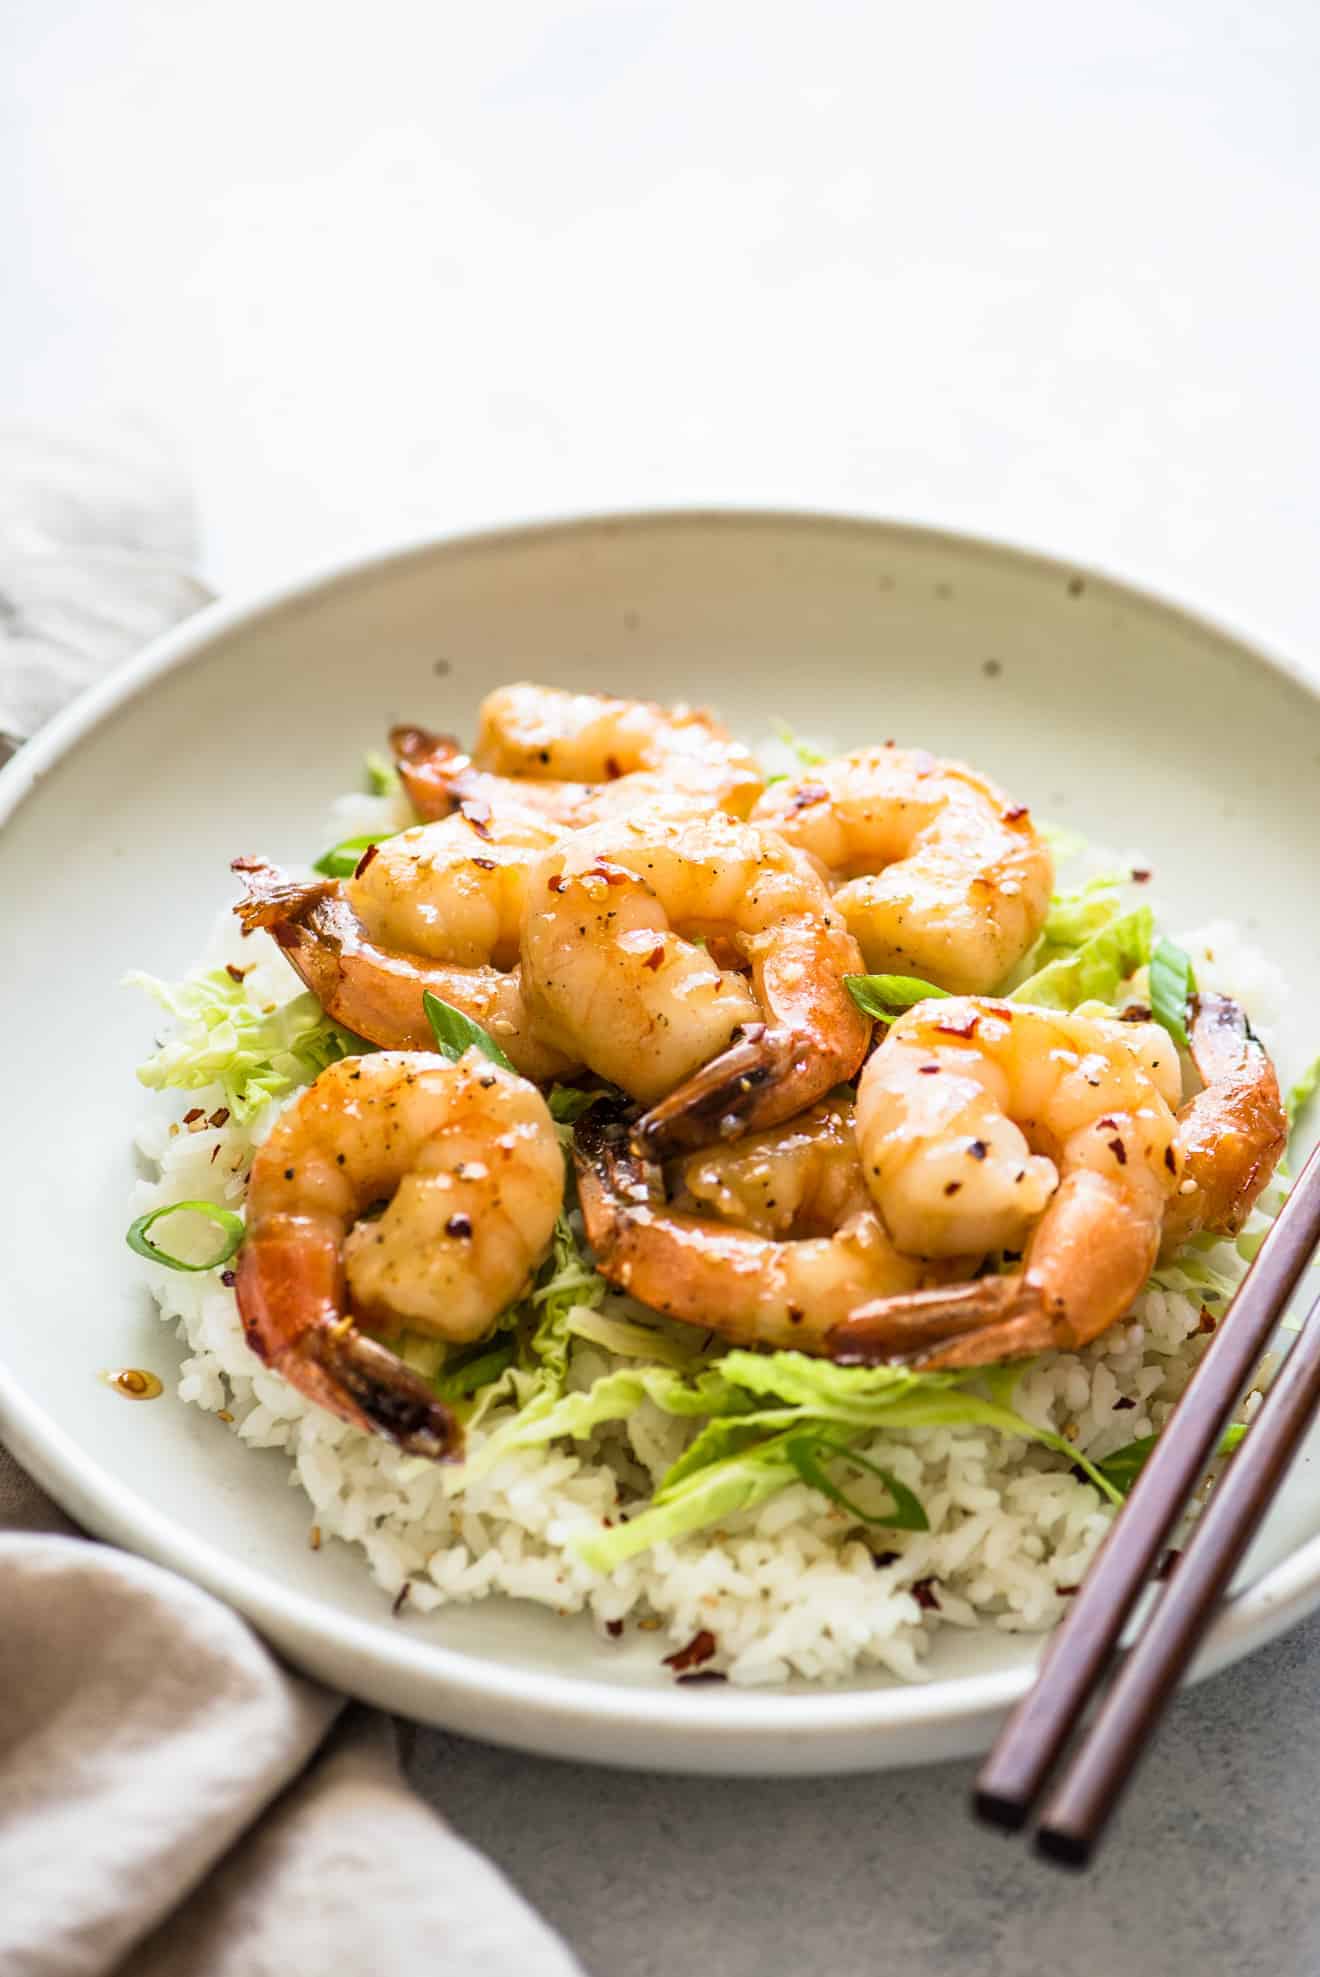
top-left (127, 787), bottom-right (1287, 1687)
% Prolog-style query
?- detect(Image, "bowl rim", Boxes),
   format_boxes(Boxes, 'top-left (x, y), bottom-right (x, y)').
top-left (3, 503), bottom-right (1318, 1757)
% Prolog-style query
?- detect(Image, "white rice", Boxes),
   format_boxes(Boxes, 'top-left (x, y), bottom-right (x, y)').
top-left (127, 823), bottom-right (1288, 1688)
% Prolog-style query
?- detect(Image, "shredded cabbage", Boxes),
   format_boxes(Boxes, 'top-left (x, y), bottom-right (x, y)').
top-left (1011, 904), bottom-right (1153, 1010)
top-left (128, 968), bottom-right (365, 1121)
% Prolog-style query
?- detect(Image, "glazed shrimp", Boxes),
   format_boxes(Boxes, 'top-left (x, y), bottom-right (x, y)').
top-left (828, 994), bottom-right (1285, 1369)
top-left (236, 1051), bottom-right (563, 1454)
top-left (519, 811), bottom-right (870, 1152)
top-left (232, 809), bottom-right (577, 1081)
top-left (752, 745), bottom-right (1053, 993)
top-left (574, 1099), bottom-right (938, 1352)
top-left (391, 684), bottom-right (764, 828)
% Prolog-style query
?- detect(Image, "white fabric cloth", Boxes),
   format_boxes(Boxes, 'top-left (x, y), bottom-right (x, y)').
top-left (0, 427), bottom-right (582, 1977)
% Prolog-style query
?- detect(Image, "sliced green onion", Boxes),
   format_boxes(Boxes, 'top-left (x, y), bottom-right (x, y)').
top-left (422, 991), bottom-right (516, 1072)
top-left (126, 1200), bottom-right (245, 1273)
top-left (1148, 938), bottom-right (1197, 1050)
top-left (844, 973), bottom-right (952, 1020)
top-left (313, 832), bottom-right (387, 879)
top-left (433, 1337), bottom-right (516, 1400)
top-left (363, 748), bottom-right (402, 797)
top-left (1098, 1420), bottom-right (1246, 1495)
top-left (784, 1431), bottom-right (929, 1530)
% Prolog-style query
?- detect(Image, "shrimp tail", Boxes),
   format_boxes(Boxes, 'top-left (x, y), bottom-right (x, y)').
top-left (389, 724), bottom-right (468, 819)
top-left (1161, 993), bottom-right (1287, 1250)
top-left (235, 1217), bottom-right (461, 1459)
top-left (232, 856), bottom-right (338, 934)
top-left (631, 1023), bottom-right (798, 1158)
top-left (827, 1276), bottom-right (1035, 1365)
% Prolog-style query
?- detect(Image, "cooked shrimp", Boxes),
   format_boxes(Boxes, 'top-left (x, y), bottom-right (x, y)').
top-left (1160, 993), bottom-right (1287, 1249)
top-left (233, 816), bottom-right (577, 1081)
top-left (519, 810), bottom-right (870, 1152)
top-left (391, 684), bottom-right (763, 828)
top-left (236, 1051), bottom-right (563, 1453)
top-left (574, 1099), bottom-right (938, 1352)
top-left (828, 993), bottom-right (1285, 1369)
top-left (752, 744), bottom-right (1053, 993)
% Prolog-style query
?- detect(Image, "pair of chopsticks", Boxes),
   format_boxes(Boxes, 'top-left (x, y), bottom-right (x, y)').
top-left (974, 1137), bottom-right (1320, 1867)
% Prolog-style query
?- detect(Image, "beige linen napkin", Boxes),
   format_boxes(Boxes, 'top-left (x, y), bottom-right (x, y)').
top-left (0, 429), bottom-right (583, 1977)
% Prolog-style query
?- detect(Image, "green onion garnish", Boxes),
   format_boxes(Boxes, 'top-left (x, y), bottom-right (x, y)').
top-left (433, 1338), bottom-right (516, 1401)
top-left (422, 991), bottom-right (516, 1072)
top-left (126, 1200), bottom-right (245, 1273)
top-left (1149, 938), bottom-right (1197, 1050)
top-left (844, 974), bottom-right (953, 1020)
top-left (784, 1431), bottom-right (929, 1530)
top-left (313, 833), bottom-right (387, 879)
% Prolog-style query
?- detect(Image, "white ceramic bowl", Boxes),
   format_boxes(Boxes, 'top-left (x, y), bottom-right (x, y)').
top-left (2, 511), bottom-right (1318, 1774)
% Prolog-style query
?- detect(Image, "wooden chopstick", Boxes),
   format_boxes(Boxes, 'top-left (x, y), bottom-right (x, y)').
top-left (974, 1137), bottom-right (1320, 1848)
top-left (1036, 1277), bottom-right (1320, 1864)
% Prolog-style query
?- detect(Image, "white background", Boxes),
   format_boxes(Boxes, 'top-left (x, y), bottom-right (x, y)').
top-left (5, 4), bottom-right (1320, 1971)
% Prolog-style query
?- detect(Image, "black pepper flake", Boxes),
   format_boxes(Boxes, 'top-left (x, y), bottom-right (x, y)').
top-left (354, 842), bottom-right (379, 880)
top-left (445, 1213), bottom-right (473, 1239)
top-left (943, 1181), bottom-right (962, 1197)
top-left (392, 1583), bottom-right (412, 1617)
top-left (663, 1628), bottom-right (718, 1674)
top-left (787, 1306), bottom-right (804, 1325)
top-left (283, 1168), bottom-right (295, 1182)
top-left (871, 1550), bottom-right (900, 1569)
top-left (537, 749), bottom-right (552, 765)
top-left (1164, 1145), bottom-right (1177, 1174)
top-left (982, 659), bottom-right (1002, 679)
top-left (1067, 574), bottom-right (1085, 597)
top-left (968, 1138), bottom-right (988, 1160)
top-left (471, 856), bottom-right (497, 872)
top-left (1058, 1585), bottom-right (1080, 1598)
top-left (911, 1578), bottom-right (941, 1612)
top-left (676, 1671), bottom-right (728, 1686)
top-left (225, 962), bottom-right (251, 983)
top-left (604, 754), bottom-right (623, 780)
top-left (790, 783), bottom-right (829, 812)
top-left (1114, 1394), bottom-right (1136, 1411)
top-left (605, 1619), bottom-right (624, 1639)
top-left (220, 1269), bottom-right (237, 1287)
top-left (336, 1153), bottom-right (346, 1166)
top-left (1108, 1137), bottom-right (1128, 1165)
top-left (479, 1075), bottom-right (496, 1089)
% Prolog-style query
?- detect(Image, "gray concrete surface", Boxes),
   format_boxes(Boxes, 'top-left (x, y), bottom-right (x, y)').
top-left (408, 1613), bottom-right (1320, 1976)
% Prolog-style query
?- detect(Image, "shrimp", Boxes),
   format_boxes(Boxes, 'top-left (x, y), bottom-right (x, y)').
top-left (232, 810), bottom-right (577, 1081)
top-left (828, 993), bottom-right (1285, 1369)
top-left (519, 810), bottom-right (870, 1153)
top-left (391, 683), bottom-right (764, 828)
top-left (752, 744), bottom-right (1053, 993)
top-left (236, 1050), bottom-right (563, 1454)
top-left (573, 1099), bottom-right (940, 1352)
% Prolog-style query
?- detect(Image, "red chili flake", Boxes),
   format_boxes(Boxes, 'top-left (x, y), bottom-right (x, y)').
top-left (591, 861), bottom-right (630, 887)
top-left (935, 1012), bottom-right (979, 1039)
top-left (662, 1628), bottom-right (718, 1674)
top-left (1113, 1394), bottom-right (1136, 1411)
top-left (1057, 1585), bottom-right (1080, 1598)
top-left (548, 874), bottom-right (568, 894)
top-left (225, 962), bottom-right (251, 983)
top-left (676, 1671), bottom-right (728, 1686)
top-left (208, 1108), bottom-right (230, 1128)
top-left (392, 1582), bottom-right (412, 1616)
top-left (968, 1138), bottom-right (989, 1160)
top-left (1197, 1304), bottom-right (1217, 1335)
top-left (445, 1213), bottom-right (473, 1239)
top-left (605, 1619), bottom-right (624, 1639)
top-left (1001, 804), bottom-right (1030, 823)
top-left (210, 1145), bottom-right (221, 1164)
top-left (911, 1578), bottom-right (941, 1612)
top-left (1121, 1002), bottom-right (1153, 1022)
top-left (353, 842), bottom-right (379, 880)
top-left (918, 1064), bottom-right (941, 1076)
top-left (604, 754), bottom-right (623, 780)
top-left (1108, 1137), bottom-right (1128, 1165)
top-left (182, 1107), bottom-right (205, 1125)
top-left (643, 942), bottom-right (666, 972)
top-left (1155, 1549), bottom-right (1182, 1581)
top-left (471, 855), bottom-right (497, 872)
top-left (461, 800), bottom-right (493, 841)
top-left (790, 783), bottom-right (830, 813)
top-left (943, 1181), bottom-right (962, 1197)
top-left (1164, 1145), bottom-right (1177, 1174)
top-left (220, 1269), bottom-right (237, 1287)
top-left (1131, 868), bottom-right (1152, 884)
